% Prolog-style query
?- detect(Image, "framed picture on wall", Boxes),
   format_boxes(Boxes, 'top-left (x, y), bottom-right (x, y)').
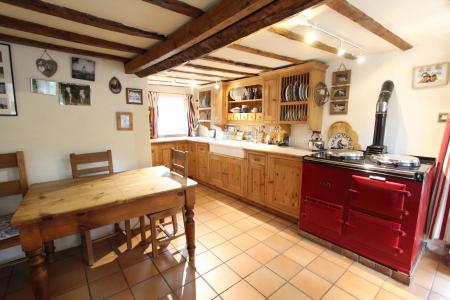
top-left (116, 112), bottom-right (133, 131)
top-left (412, 62), bottom-right (449, 89)
top-left (126, 88), bottom-right (143, 105)
top-left (331, 85), bottom-right (350, 100)
top-left (72, 57), bottom-right (95, 81)
top-left (59, 83), bottom-right (91, 105)
top-left (332, 70), bottom-right (352, 85)
top-left (0, 43), bottom-right (17, 116)
top-left (330, 101), bottom-right (348, 115)
top-left (31, 78), bottom-right (57, 96)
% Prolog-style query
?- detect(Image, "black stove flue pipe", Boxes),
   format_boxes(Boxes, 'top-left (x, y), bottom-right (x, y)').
top-left (366, 80), bottom-right (395, 155)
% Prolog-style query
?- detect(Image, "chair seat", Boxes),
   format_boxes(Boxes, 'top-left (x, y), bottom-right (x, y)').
top-left (0, 214), bottom-right (19, 241)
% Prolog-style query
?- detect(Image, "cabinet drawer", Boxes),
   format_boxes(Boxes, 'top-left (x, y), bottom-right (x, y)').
top-left (301, 198), bottom-right (344, 235)
top-left (197, 144), bottom-right (208, 153)
top-left (241, 113), bottom-right (248, 121)
top-left (248, 113), bottom-right (256, 121)
top-left (346, 209), bottom-right (404, 256)
top-left (248, 153), bottom-right (266, 166)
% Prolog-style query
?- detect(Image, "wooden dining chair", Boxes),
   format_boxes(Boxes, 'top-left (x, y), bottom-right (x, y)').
top-left (69, 150), bottom-right (132, 266)
top-left (0, 152), bottom-right (28, 254)
top-left (140, 148), bottom-right (188, 258)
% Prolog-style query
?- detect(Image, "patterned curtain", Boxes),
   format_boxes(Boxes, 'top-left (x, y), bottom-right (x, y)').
top-left (186, 94), bottom-right (195, 136)
top-left (427, 117), bottom-right (450, 244)
top-left (148, 91), bottom-right (159, 139)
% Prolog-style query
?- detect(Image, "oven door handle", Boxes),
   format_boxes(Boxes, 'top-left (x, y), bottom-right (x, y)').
top-left (393, 247), bottom-right (404, 255)
top-left (348, 188), bottom-right (358, 194)
top-left (397, 208), bottom-right (409, 216)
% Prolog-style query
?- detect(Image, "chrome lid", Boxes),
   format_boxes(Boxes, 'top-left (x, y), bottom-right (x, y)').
top-left (370, 154), bottom-right (420, 168)
top-left (327, 149), bottom-right (364, 160)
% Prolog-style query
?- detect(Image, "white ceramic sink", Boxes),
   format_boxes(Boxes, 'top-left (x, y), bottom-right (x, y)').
top-left (209, 141), bottom-right (246, 158)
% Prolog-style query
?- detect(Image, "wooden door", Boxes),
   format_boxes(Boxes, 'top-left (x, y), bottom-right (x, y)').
top-left (263, 78), bottom-right (279, 123)
top-left (151, 144), bottom-right (162, 166)
top-left (186, 142), bottom-right (197, 178)
top-left (247, 152), bottom-right (266, 204)
top-left (196, 143), bottom-right (209, 182)
top-left (266, 155), bottom-right (302, 217)
top-left (224, 157), bottom-right (246, 196)
top-left (209, 154), bottom-right (225, 187)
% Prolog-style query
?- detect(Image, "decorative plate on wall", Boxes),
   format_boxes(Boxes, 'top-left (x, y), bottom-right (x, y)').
top-left (327, 121), bottom-right (361, 150)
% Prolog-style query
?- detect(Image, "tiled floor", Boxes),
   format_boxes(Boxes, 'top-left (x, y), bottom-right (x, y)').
top-left (1, 184), bottom-right (450, 300)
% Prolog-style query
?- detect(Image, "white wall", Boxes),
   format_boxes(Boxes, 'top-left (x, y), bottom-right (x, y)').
top-left (291, 41), bottom-right (450, 157)
top-left (0, 43), bottom-right (150, 262)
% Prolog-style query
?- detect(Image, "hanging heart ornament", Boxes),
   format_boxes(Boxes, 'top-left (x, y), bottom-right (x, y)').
top-left (36, 50), bottom-right (58, 77)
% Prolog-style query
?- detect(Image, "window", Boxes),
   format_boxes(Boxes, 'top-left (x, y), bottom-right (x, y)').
top-left (157, 94), bottom-right (188, 136)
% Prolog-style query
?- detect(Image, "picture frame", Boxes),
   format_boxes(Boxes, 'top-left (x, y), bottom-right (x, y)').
top-left (0, 43), bottom-right (17, 116)
top-left (330, 101), bottom-right (348, 115)
top-left (331, 85), bottom-right (350, 100)
top-left (71, 57), bottom-right (95, 81)
top-left (59, 82), bottom-right (91, 106)
top-left (126, 88), bottom-right (143, 105)
top-left (412, 62), bottom-right (448, 89)
top-left (332, 70), bottom-right (352, 85)
top-left (31, 78), bottom-right (57, 96)
top-left (116, 112), bottom-right (133, 131)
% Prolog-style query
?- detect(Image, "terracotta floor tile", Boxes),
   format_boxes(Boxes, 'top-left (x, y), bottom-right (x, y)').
top-left (5, 286), bottom-right (34, 300)
top-left (117, 247), bottom-right (149, 269)
top-left (6, 269), bottom-right (31, 293)
top-left (196, 223), bottom-right (213, 237)
top-left (246, 266), bottom-right (285, 297)
top-left (204, 218), bottom-right (228, 231)
top-left (247, 226), bottom-right (274, 241)
top-left (297, 239), bottom-right (326, 255)
top-left (221, 280), bottom-right (265, 300)
top-left (49, 256), bottom-right (84, 277)
top-left (269, 283), bottom-right (310, 300)
top-left (337, 271), bottom-right (380, 300)
top-left (229, 233), bottom-right (259, 251)
top-left (348, 262), bottom-right (388, 286)
top-left (51, 285), bottom-right (90, 300)
top-left (216, 225), bottom-right (242, 240)
top-left (210, 205), bottom-right (235, 216)
top-left (89, 271), bottom-right (128, 300)
top-left (429, 291), bottom-right (450, 300)
top-left (283, 245), bottom-right (318, 267)
top-left (123, 259), bottom-right (159, 286)
top-left (161, 262), bottom-right (198, 290)
top-left (49, 268), bottom-right (87, 298)
top-left (290, 269), bottom-right (331, 300)
top-left (175, 277), bottom-right (218, 300)
top-left (203, 264), bottom-right (240, 294)
top-left (153, 251), bottom-right (186, 273)
top-left (233, 218), bottom-right (258, 231)
top-left (210, 241), bottom-right (242, 262)
top-left (413, 268), bottom-right (436, 290)
top-left (131, 274), bottom-right (172, 300)
top-left (226, 252), bottom-right (262, 278)
top-left (432, 276), bottom-right (450, 298)
top-left (266, 254), bottom-right (303, 280)
top-left (221, 211), bottom-right (246, 223)
top-left (417, 256), bottom-right (439, 274)
top-left (375, 289), bottom-right (403, 300)
top-left (85, 260), bottom-right (121, 283)
top-left (263, 234), bottom-right (294, 253)
top-left (320, 249), bottom-right (353, 269)
top-left (322, 286), bottom-right (357, 300)
top-left (307, 256), bottom-right (346, 283)
top-left (278, 228), bottom-right (303, 243)
top-left (436, 263), bottom-right (450, 281)
top-left (191, 251), bottom-right (222, 275)
top-left (106, 289), bottom-right (134, 300)
top-left (198, 232), bottom-right (226, 248)
top-left (196, 212), bottom-right (218, 223)
top-left (246, 243), bottom-right (278, 264)
top-left (382, 279), bottom-right (429, 300)
top-left (249, 212), bottom-right (275, 224)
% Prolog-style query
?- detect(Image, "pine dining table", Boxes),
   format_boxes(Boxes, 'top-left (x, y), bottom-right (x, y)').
top-left (11, 166), bottom-right (197, 300)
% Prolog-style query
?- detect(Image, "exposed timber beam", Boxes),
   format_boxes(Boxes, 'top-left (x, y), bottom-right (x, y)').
top-left (268, 26), bottom-right (356, 60)
top-left (125, 0), bottom-right (276, 74)
top-left (326, 0), bottom-right (412, 51)
top-left (168, 69), bottom-right (235, 80)
top-left (0, 33), bottom-right (127, 61)
top-left (201, 55), bottom-right (273, 71)
top-left (0, 15), bottom-right (145, 54)
top-left (142, 0), bottom-right (203, 18)
top-left (228, 44), bottom-right (304, 64)
top-left (134, 0), bottom-right (324, 77)
top-left (184, 63), bottom-right (257, 76)
top-left (0, 0), bottom-right (165, 40)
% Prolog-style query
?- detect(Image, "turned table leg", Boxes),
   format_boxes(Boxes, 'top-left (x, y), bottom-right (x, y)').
top-left (184, 188), bottom-right (196, 260)
top-left (44, 241), bottom-right (55, 264)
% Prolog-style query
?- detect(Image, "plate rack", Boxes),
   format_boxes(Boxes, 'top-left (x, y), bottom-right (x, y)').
top-left (280, 72), bottom-right (310, 123)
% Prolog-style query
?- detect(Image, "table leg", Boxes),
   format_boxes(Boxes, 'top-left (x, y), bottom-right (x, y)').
top-left (184, 188), bottom-right (196, 260)
top-left (44, 241), bottom-right (55, 264)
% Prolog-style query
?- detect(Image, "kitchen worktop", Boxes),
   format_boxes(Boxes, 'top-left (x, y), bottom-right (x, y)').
top-left (151, 137), bottom-right (313, 157)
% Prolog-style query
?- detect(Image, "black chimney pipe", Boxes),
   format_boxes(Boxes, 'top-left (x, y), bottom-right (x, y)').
top-left (366, 80), bottom-right (395, 155)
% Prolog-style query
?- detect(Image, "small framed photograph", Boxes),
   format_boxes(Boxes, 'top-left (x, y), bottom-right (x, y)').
top-left (412, 62), bottom-right (448, 89)
top-left (332, 70), bottom-right (351, 85)
top-left (331, 86), bottom-right (350, 100)
top-left (116, 112), bottom-right (133, 130)
top-left (438, 113), bottom-right (449, 123)
top-left (0, 66), bottom-right (4, 79)
top-left (72, 57), bottom-right (95, 81)
top-left (0, 82), bottom-right (5, 94)
top-left (330, 101), bottom-right (348, 115)
top-left (31, 78), bottom-right (57, 96)
top-left (126, 88), bottom-right (143, 105)
top-left (0, 43), bottom-right (17, 116)
top-left (109, 77), bottom-right (122, 94)
top-left (59, 82), bottom-right (91, 105)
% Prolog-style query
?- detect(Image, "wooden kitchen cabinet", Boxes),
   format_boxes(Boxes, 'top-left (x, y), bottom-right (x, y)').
top-left (208, 153), bottom-right (246, 196)
top-left (196, 143), bottom-right (209, 182)
top-left (266, 154), bottom-right (302, 217)
top-left (209, 153), bottom-right (224, 186)
top-left (186, 142), bottom-right (197, 178)
top-left (211, 87), bottom-right (225, 125)
top-left (263, 78), bottom-right (279, 124)
top-left (247, 152), bottom-right (267, 204)
top-left (151, 143), bottom-right (162, 166)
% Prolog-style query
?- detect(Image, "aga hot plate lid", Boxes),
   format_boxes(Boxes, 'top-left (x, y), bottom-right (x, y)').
top-left (370, 154), bottom-right (421, 168)
top-left (327, 149), bottom-right (364, 160)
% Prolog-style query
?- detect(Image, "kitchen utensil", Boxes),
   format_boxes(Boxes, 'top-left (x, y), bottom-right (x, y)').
top-left (308, 131), bottom-right (325, 151)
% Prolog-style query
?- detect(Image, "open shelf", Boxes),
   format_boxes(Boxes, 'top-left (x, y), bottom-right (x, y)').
top-left (228, 99), bottom-right (262, 103)
top-left (199, 107), bottom-right (211, 110)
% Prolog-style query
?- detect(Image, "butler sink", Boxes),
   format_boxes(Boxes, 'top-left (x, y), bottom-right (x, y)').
top-left (209, 141), bottom-right (246, 158)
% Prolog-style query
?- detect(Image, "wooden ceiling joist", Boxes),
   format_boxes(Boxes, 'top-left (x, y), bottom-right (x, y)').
top-left (0, 0), bottom-right (165, 40)
top-left (134, 0), bottom-right (324, 77)
top-left (0, 15), bottom-right (145, 54)
top-left (142, 0), bottom-right (204, 18)
top-left (184, 63), bottom-right (257, 76)
top-left (0, 33), bottom-right (126, 61)
top-left (168, 69), bottom-right (235, 80)
top-left (326, 0), bottom-right (412, 51)
top-left (125, 0), bottom-right (276, 74)
top-left (201, 55), bottom-right (273, 71)
top-left (268, 26), bottom-right (356, 60)
top-left (153, 75), bottom-right (212, 83)
top-left (228, 44), bottom-right (304, 64)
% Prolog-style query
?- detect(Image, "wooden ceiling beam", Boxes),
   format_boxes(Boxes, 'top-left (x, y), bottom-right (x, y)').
top-left (125, 0), bottom-right (276, 74)
top-left (134, 0), bottom-right (324, 77)
top-left (228, 44), bottom-right (304, 64)
top-left (268, 26), bottom-right (356, 60)
top-left (184, 63), bottom-right (257, 76)
top-left (0, 33), bottom-right (127, 61)
top-left (0, 15), bottom-right (145, 54)
top-left (201, 55), bottom-right (273, 71)
top-left (0, 0), bottom-right (165, 40)
top-left (168, 69), bottom-right (235, 80)
top-left (326, 0), bottom-right (412, 51)
top-left (153, 75), bottom-right (212, 83)
top-left (142, 0), bottom-right (203, 18)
